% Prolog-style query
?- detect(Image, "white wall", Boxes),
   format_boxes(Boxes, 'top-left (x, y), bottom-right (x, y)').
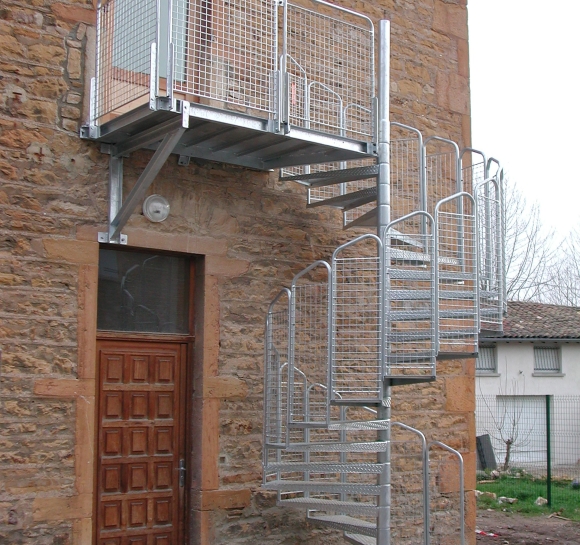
top-left (476, 341), bottom-right (580, 397)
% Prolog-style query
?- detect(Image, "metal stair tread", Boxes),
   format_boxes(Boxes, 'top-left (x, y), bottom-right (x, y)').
top-left (387, 351), bottom-right (434, 363)
top-left (345, 532), bottom-right (377, 545)
top-left (285, 441), bottom-right (388, 452)
top-left (308, 514), bottom-right (377, 537)
top-left (278, 497), bottom-right (378, 516)
top-left (388, 309), bottom-right (476, 320)
top-left (264, 461), bottom-right (387, 474)
top-left (327, 419), bottom-right (389, 430)
top-left (389, 248), bottom-right (459, 266)
top-left (264, 480), bottom-right (380, 495)
top-left (388, 269), bottom-right (472, 281)
top-left (346, 206), bottom-right (377, 228)
top-left (280, 165), bottom-right (379, 186)
top-left (308, 186), bottom-right (377, 210)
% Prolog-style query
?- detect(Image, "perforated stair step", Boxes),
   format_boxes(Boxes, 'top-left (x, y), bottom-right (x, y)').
top-left (387, 309), bottom-right (475, 321)
top-left (280, 165), bottom-right (379, 186)
top-left (308, 514), bottom-right (377, 537)
top-left (264, 461), bottom-right (388, 474)
top-left (264, 480), bottom-right (381, 495)
top-left (327, 419), bottom-right (389, 431)
top-left (285, 441), bottom-right (388, 453)
top-left (345, 532), bottom-right (377, 545)
top-left (308, 186), bottom-right (377, 210)
top-left (278, 497), bottom-right (378, 516)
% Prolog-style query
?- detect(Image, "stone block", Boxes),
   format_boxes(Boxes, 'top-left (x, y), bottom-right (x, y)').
top-left (204, 376), bottom-right (248, 399)
top-left (66, 48), bottom-right (81, 80)
top-left (192, 489), bottom-right (252, 511)
top-left (32, 493), bottom-right (92, 522)
top-left (445, 376), bottom-right (475, 412)
top-left (205, 255), bottom-right (250, 277)
top-left (433, 1), bottom-right (468, 39)
top-left (51, 3), bottom-right (96, 25)
top-left (43, 238), bottom-right (98, 265)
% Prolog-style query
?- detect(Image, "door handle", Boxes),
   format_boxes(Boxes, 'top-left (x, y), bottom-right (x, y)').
top-left (179, 459), bottom-right (186, 487)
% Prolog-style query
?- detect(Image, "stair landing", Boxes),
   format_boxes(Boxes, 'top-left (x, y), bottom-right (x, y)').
top-left (82, 102), bottom-right (375, 171)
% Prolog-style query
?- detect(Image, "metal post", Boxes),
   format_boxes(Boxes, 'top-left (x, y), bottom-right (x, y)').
top-left (377, 19), bottom-right (391, 545)
top-left (108, 155), bottom-right (123, 243)
top-left (546, 394), bottom-right (552, 507)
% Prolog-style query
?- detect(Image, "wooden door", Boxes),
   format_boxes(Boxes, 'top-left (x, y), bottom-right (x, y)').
top-left (95, 339), bottom-right (187, 545)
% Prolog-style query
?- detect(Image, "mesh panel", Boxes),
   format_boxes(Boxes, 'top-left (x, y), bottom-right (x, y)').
top-left (391, 126), bottom-right (423, 221)
top-left (461, 159), bottom-right (485, 196)
top-left (426, 140), bottom-right (460, 215)
top-left (96, 0), bottom-right (157, 122)
top-left (385, 213), bottom-right (436, 376)
top-left (285, 2), bottom-right (374, 139)
top-left (331, 236), bottom-right (382, 401)
top-left (436, 195), bottom-right (478, 352)
top-left (172, 0), bottom-right (277, 115)
top-left (264, 291), bottom-right (291, 448)
top-left (290, 262), bottom-right (331, 425)
top-left (475, 178), bottom-right (503, 330)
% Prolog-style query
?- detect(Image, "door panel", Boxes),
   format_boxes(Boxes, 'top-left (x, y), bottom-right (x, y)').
top-left (96, 340), bottom-right (185, 545)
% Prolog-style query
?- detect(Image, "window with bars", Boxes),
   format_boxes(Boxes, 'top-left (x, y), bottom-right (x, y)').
top-left (476, 345), bottom-right (497, 374)
top-left (533, 346), bottom-right (561, 373)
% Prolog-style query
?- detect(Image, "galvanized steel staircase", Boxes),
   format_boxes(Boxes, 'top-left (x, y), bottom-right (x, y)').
top-left (265, 123), bottom-right (504, 542)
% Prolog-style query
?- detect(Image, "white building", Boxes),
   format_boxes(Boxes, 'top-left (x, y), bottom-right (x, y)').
top-left (476, 301), bottom-right (580, 472)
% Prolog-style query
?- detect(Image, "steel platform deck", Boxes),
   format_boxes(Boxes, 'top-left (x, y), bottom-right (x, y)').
top-left (82, 101), bottom-right (375, 171)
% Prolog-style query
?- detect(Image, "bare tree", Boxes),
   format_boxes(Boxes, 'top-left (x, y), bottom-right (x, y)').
top-left (503, 180), bottom-right (557, 301)
top-left (478, 363), bottom-right (536, 471)
top-left (543, 227), bottom-right (580, 306)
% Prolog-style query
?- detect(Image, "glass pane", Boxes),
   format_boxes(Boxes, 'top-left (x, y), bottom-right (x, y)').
top-left (98, 249), bottom-right (189, 334)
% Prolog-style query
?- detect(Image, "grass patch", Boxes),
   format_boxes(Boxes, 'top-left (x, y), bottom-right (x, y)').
top-left (477, 474), bottom-right (580, 521)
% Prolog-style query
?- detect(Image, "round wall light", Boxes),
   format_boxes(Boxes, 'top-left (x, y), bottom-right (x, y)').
top-left (143, 194), bottom-right (170, 222)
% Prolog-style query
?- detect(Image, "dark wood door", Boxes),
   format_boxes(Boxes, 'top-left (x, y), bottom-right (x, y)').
top-left (95, 339), bottom-right (186, 545)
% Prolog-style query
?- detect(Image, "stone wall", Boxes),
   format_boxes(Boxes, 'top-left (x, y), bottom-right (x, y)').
top-left (0, 0), bottom-right (475, 544)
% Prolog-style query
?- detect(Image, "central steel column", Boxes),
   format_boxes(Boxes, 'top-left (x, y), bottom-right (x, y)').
top-left (377, 19), bottom-right (391, 545)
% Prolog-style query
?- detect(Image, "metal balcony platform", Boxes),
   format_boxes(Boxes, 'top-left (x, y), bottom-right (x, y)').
top-left (83, 102), bottom-right (375, 172)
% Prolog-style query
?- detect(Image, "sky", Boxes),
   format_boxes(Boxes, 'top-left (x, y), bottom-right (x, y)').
top-left (468, 1), bottom-right (580, 239)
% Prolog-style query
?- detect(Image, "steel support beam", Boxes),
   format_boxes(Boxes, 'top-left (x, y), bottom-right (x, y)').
top-left (108, 127), bottom-right (186, 241)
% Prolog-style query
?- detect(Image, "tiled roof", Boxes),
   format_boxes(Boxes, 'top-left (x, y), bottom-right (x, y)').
top-left (485, 301), bottom-right (580, 340)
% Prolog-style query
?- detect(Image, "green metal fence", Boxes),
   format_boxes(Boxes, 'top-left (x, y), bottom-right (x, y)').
top-left (476, 395), bottom-right (580, 508)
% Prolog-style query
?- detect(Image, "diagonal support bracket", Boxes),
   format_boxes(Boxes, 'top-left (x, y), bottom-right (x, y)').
top-left (99, 102), bottom-right (190, 244)
top-left (99, 128), bottom-right (185, 243)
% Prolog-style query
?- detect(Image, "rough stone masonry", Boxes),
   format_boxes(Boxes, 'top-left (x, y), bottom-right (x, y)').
top-left (0, 0), bottom-right (476, 543)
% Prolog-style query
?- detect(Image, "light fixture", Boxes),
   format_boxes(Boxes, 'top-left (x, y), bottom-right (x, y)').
top-left (143, 194), bottom-right (170, 222)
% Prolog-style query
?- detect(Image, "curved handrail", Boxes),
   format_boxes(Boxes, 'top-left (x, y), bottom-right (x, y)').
top-left (429, 441), bottom-right (465, 545)
top-left (392, 422), bottom-right (429, 545)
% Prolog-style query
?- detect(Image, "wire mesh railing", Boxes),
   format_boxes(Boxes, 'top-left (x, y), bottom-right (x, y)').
top-left (385, 212), bottom-right (436, 379)
top-left (290, 260), bottom-right (332, 426)
top-left (284, 1), bottom-right (374, 139)
top-left (435, 193), bottom-right (478, 353)
top-left (264, 289), bottom-right (291, 451)
top-left (173, 0), bottom-right (278, 114)
top-left (331, 235), bottom-right (383, 402)
top-left (474, 177), bottom-right (503, 331)
top-left (95, 0), bottom-right (158, 123)
top-left (93, 0), bottom-right (377, 143)
top-left (425, 137), bottom-right (461, 216)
